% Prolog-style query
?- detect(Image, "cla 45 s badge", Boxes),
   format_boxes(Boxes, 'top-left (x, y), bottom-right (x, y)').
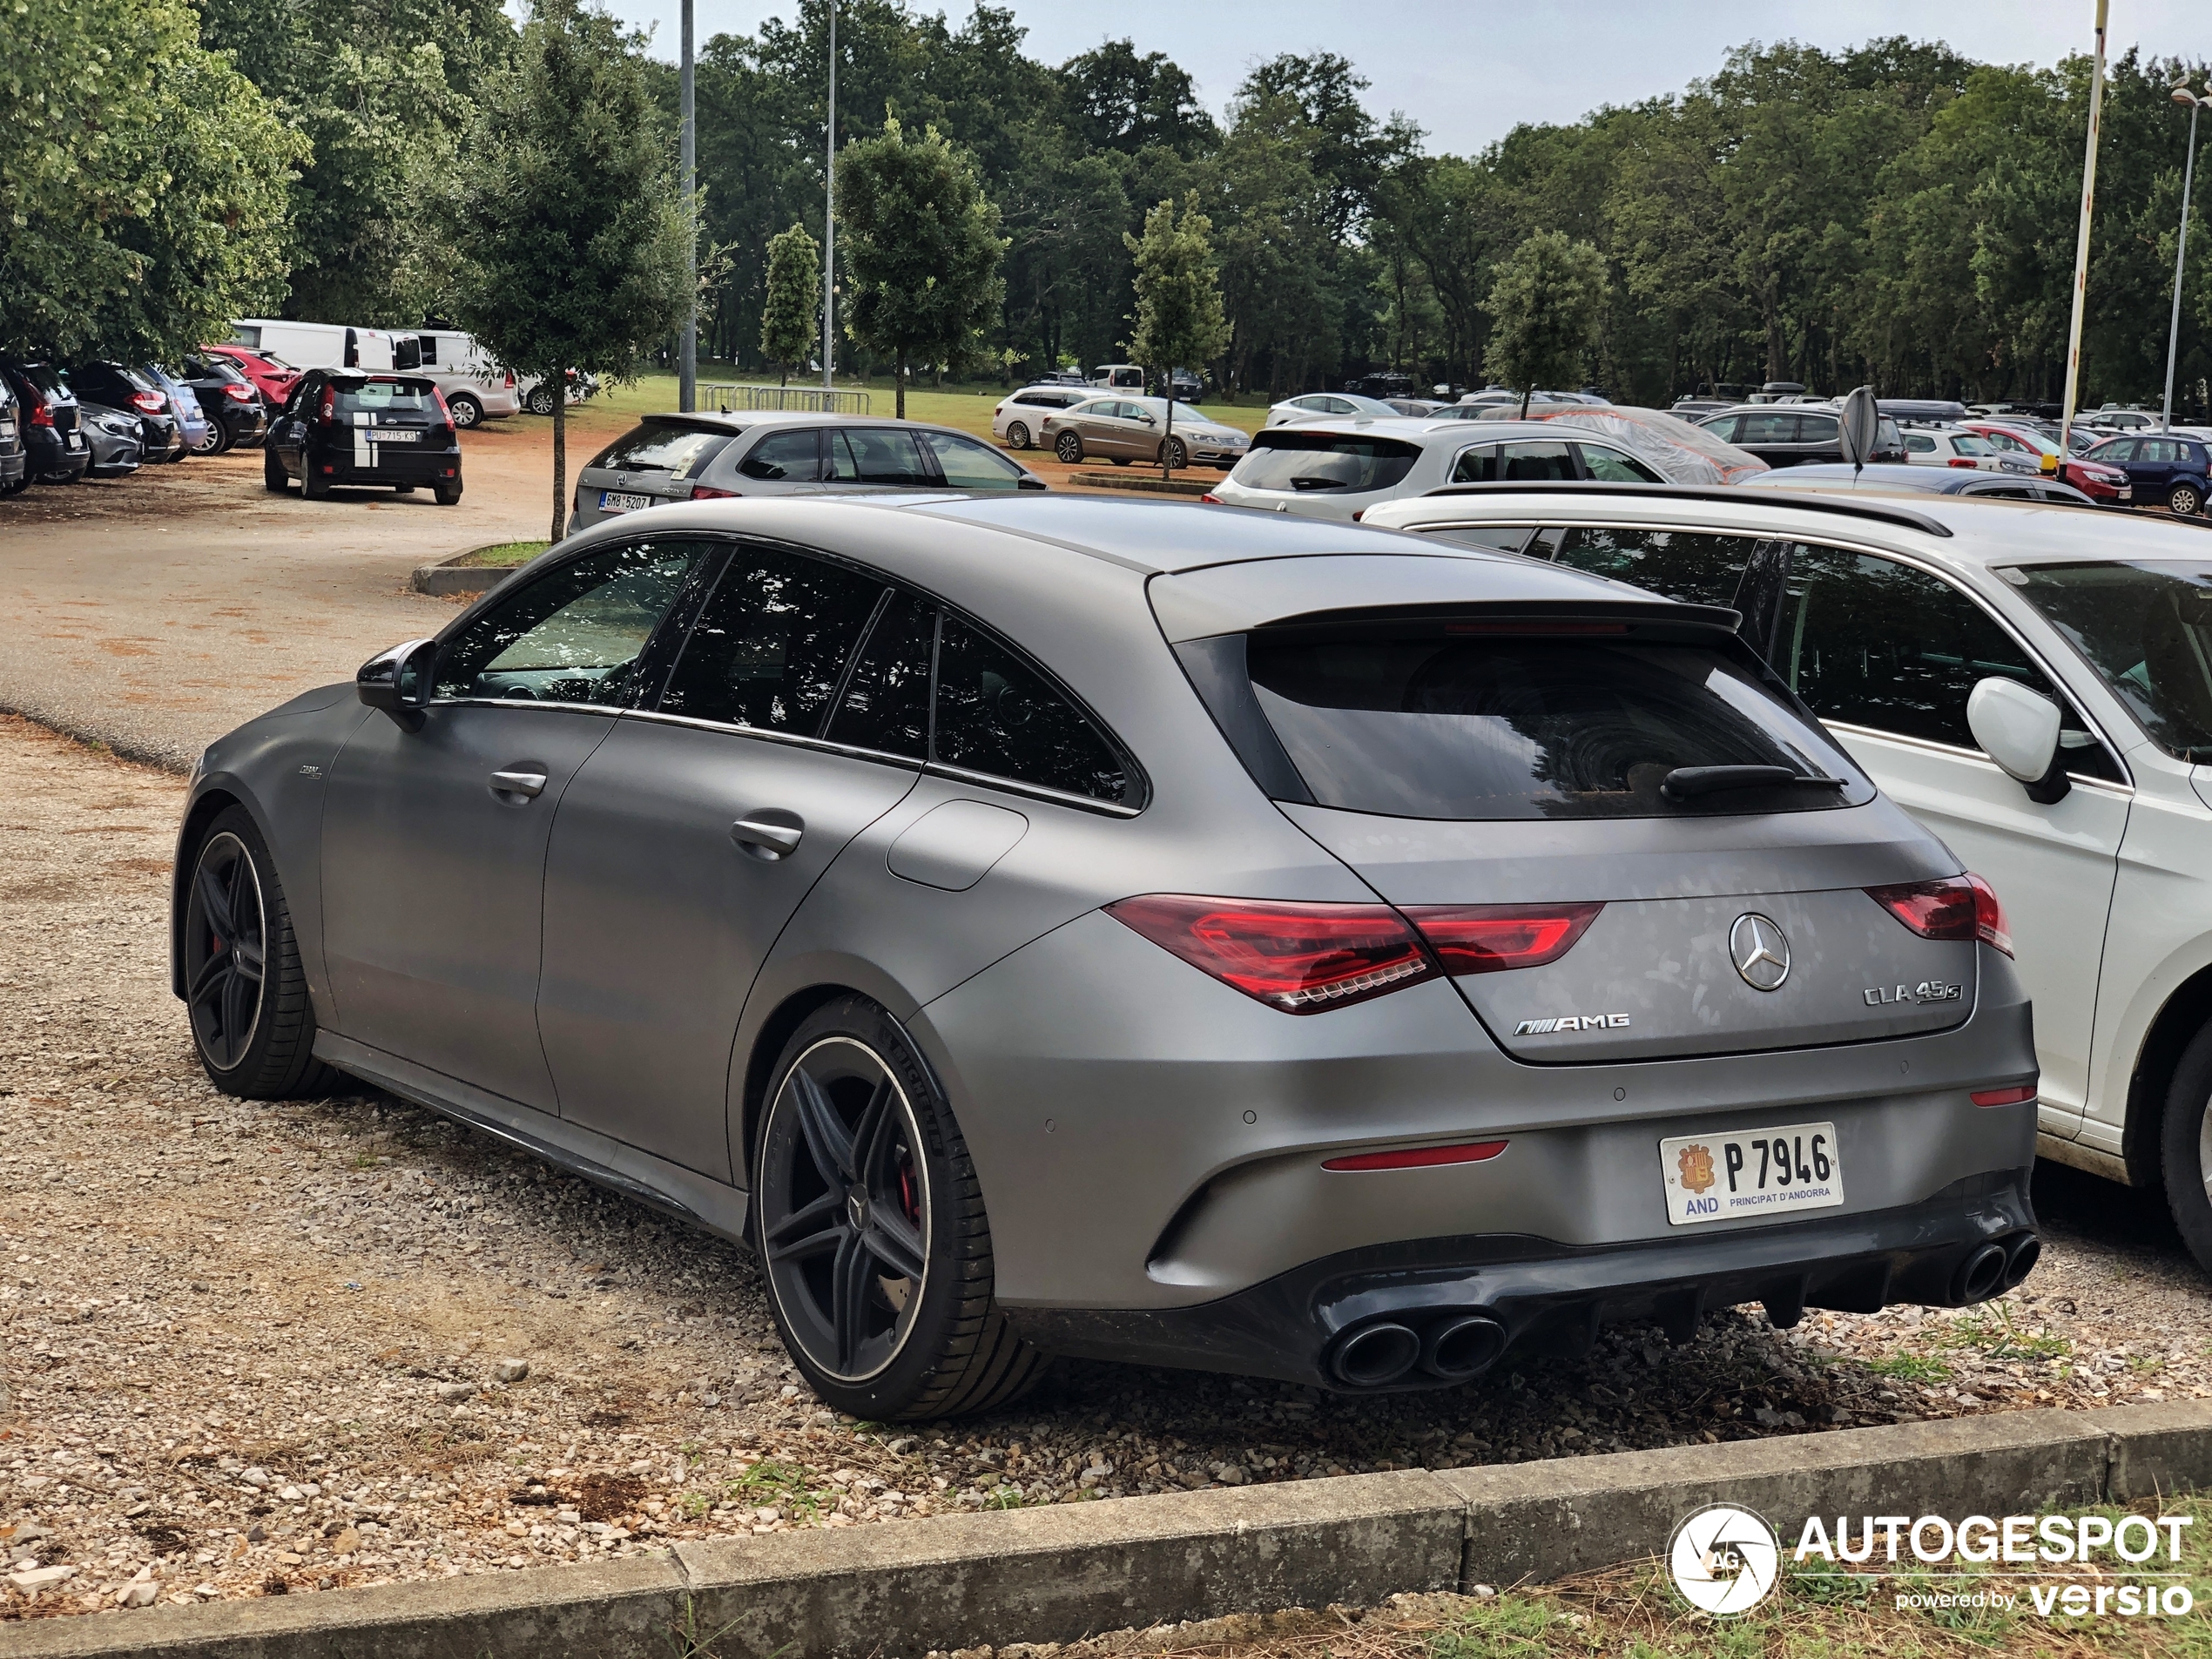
top-left (1515, 1013), bottom-right (1632, 1035)
top-left (1864, 980), bottom-right (1965, 1007)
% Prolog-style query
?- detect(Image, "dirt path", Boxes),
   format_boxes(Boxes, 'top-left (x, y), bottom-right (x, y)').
top-left (3, 715), bottom-right (2207, 1624)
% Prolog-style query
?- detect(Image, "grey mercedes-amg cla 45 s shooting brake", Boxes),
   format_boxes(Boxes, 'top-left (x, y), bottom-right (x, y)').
top-left (171, 496), bottom-right (2042, 1419)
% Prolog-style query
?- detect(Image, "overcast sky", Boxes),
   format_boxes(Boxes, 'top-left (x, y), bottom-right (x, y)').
top-left (591, 0), bottom-right (2206, 155)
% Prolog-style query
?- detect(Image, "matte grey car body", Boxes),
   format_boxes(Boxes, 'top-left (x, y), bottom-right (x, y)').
top-left (569, 411), bottom-right (1044, 533)
top-left (172, 496), bottom-right (2040, 1415)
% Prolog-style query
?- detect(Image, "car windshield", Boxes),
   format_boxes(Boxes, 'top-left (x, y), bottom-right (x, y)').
top-left (588, 422), bottom-right (734, 477)
top-left (1245, 627), bottom-right (1869, 819)
top-left (2005, 562), bottom-right (2212, 760)
top-left (334, 379), bottom-right (437, 414)
top-left (1231, 432), bottom-right (1420, 494)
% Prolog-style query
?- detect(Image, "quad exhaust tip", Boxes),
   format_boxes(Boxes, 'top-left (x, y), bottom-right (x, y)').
top-left (1423, 1314), bottom-right (1507, 1380)
top-left (1330, 1322), bottom-right (1422, 1387)
top-left (2001, 1231), bottom-right (2041, 1290)
top-left (1953, 1242), bottom-right (2010, 1305)
top-left (1328, 1312), bottom-right (1509, 1388)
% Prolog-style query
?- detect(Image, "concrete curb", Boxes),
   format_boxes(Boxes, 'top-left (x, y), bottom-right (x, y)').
top-left (4, 1402), bottom-right (2206, 1658)
top-left (1068, 470), bottom-right (1215, 497)
top-left (409, 552), bottom-right (509, 597)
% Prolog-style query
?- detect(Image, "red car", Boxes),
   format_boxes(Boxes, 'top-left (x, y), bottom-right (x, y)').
top-left (201, 344), bottom-right (300, 408)
top-left (1962, 421), bottom-right (2129, 504)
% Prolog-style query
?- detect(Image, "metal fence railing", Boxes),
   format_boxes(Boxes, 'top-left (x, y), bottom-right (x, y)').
top-left (698, 383), bottom-right (873, 415)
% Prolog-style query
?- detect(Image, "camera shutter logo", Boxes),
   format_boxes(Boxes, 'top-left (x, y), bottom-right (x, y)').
top-left (1669, 1503), bottom-right (1780, 1615)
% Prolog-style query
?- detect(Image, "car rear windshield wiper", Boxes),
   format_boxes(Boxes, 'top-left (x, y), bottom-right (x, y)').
top-left (1288, 475), bottom-right (1350, 491)
top-left (1661, 765), bottom-right (1847, 800)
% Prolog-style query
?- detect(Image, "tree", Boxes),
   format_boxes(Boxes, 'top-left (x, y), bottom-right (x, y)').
top-left (1483, 231), bottom-right (1607, 414)
top-left (1, 0), bottom-right (300, 361)
top-left (759, 223), bottom-right (820, 385)
top-left (448, 0), bottom-right (692, 543)
top-left (835, 117), bottom-right (1006, 419)
top-left (1125, 192), bottom-right (1228, 476)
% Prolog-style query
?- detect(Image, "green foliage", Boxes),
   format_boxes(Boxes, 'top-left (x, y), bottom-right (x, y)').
top-left (0, 0), bottom-right (301, 361)
top-left (1484, 231), bottom-right (1608, 409)
top-left (448, 0), bottom-right (691, 540)
top-left (1125, 190), bottom-right (1230, 437)
top-left (835, 117), bottom-right (1007, 417)
top-left (759, 223), bottom-right (820, 384)
top-left (1428, 1595), bottom-right (1564, 1659)
top-left (1863, 1352), bottom-right (1952, 1383)
top-left (1933, 1301), bottom-right (2071, 1360)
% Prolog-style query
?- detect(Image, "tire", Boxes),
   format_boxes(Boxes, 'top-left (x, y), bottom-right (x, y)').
top-left (2170, 481), bottom-right (2202, 517)
top-left (301, 468), bottom-right (328, 500)
top-left (181, 807), bottom-right (341, 1099)
top-left (263, 449), bottom-right (288, 493)
top-left (1007, 421), bottom-right (1030, 449)
top-left (2161, 1022), bottom-right (2212, 1276)
top-left (1161, 437), bottom-right (1187, 470)
top-left (435, 482), bottom-right (462, 506)
top-left (447, 393), bottom-right (483, 429)
top-left (525, 386), bottom-right (557, 416)
top-left (1110, 456), bottom-right (1130, 466)
top-left (1055, 430), bottom-right (1083, 465)
top-left (752, 995), bottom-right (1048, 1420)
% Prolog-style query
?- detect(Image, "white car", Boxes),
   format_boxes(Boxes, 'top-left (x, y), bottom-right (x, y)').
top-left (992, 385), bottom-right (1090, 449)
top-left (1208, 417), bottom-right (1666, 521)
top-left (1042, 395), bottom-right (1249, 469)
top-left (1898, 426), bottom-right (2029, 473)
top-left (403, 329), bottom-right (523, 428)
top-left (1360, 481), bottom-right (2212, 1273)
top-left (1264, 392), bottom-right (1406, 427)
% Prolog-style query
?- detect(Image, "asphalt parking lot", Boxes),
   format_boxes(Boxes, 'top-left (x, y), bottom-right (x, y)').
top-left (3, 447), bottom-right (2210, 1624)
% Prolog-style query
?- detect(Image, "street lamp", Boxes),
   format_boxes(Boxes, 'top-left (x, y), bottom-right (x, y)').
top-left (2161, 76), bottom-right (2206, 431)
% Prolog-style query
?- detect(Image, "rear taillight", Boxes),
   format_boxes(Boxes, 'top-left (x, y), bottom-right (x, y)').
top-left (1106, 894), bottom-right (1435, 1013)
top-left (223, 382), bottom-right (253, 402)
top-left (504, 370), bottom-right (516, 388)
top-left (132, 391), bottom-right (165, 414)
top-left (1865, 874), bottom-right (2011, 956)
top-left (1323, 1139), bottom-right (1509, 1172)
top-left (432, 387), bottom-right (453, 426)
top-left (318, 385), bottom-right (335, 425)
top-left (690, 484), bottom-right (738, 500)
top-left (1402, 903), bottom-right (1604, 974)
top-left (1947, 457), bottom-right (1978, 469)
top-left (1200, 492), bottom-right (1221, 503)
top-left (28, 395), bottom-right (52, 428)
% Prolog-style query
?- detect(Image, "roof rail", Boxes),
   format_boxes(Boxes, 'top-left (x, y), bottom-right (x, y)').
top-left (1415, 480), bottom-right (1953, 538)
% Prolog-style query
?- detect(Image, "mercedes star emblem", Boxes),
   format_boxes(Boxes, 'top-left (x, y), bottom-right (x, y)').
top-left (1730, 913), bottom-right (1791, 991)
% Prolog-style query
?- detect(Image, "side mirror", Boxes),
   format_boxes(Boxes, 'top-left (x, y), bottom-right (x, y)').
top-left (1016, 475), bottom-right (1047, 490)
top-left (358, 638), bottom-right (437, 729)
top-left (1966, 678), bottom-right (2069, 804)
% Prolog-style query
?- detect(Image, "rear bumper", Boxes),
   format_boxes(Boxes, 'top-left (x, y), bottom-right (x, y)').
top-left (1011, 1173), bottom-right (2038, 1391)
top-left (310, 445), bottom-right (462, 483)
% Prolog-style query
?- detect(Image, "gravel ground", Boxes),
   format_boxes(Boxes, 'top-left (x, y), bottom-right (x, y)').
top-left (3, 713), bottom-right (2209, 1625)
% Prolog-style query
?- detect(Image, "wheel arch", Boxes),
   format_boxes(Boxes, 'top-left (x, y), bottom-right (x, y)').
top-left (2120, 960), bottom-right (2212, 1190)
top-left (734, 982), bottom-right (869, 1191)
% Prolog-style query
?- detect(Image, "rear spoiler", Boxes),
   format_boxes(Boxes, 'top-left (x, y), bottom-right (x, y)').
top-left (1414, 480), bottom-right (1953, 538)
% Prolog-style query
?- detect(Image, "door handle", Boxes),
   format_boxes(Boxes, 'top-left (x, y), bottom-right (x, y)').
top-left (489, 770), bottom-right (547, 799)
top-left (732, 815), bottom-right (804, 860)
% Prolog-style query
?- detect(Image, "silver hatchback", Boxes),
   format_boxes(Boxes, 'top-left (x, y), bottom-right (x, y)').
top-left (172, 497), bottom-right (2039, 1419)
top-left (570, 411), bottom-right (1043, 533)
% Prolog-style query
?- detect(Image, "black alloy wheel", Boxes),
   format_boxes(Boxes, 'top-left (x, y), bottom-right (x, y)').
top-left (184, 828), bottom-right (267, 1073)
top-left (1007, 421), bottom-right (1030, 449)
top-left (1055, 430), bottom-right (1083, 464)
top-left (753, 998), bottom-right (1046, 1419)
top-left (2170, 481), bottom-right (2202, 517)
top-left (182, 808), bottom-right (338, 1097)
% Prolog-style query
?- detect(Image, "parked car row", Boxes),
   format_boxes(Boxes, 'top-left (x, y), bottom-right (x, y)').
top-left (0, 355), bottom-right (273, 493)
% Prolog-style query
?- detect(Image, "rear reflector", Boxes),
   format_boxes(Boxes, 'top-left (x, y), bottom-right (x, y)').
top-left (1403, 902), bottom-right (1604, 974)
top-left (1865, 874), bottom-right (2011, 956)
top-left (1323, 1139), bottom-right (1509, 1172)
top-left (1970, 1084), bottom-right (2037, 1108)
top-left (1105, 894), bottom-right (1435, 1013)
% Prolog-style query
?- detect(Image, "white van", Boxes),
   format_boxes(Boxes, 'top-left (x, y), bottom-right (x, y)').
top-left (230, 321), bottom-right (522, 427)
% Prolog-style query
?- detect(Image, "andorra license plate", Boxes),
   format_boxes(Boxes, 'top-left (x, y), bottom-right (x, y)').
top-left (1658, 1122), bottom-right (1843, 1227)
top-left (600, 490), bottom-right (653, 514)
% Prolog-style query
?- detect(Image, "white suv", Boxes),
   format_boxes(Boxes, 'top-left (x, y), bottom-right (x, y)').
top-left (1362, 481), bottom-right (2212, 1273)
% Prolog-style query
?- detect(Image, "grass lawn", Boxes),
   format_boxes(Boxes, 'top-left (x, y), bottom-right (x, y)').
top-left (455, 539), bottom-right (552, 567)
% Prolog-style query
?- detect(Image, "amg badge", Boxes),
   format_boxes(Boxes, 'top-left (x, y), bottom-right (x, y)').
top-left (1515, 1014), bottom-right (1632, 1035)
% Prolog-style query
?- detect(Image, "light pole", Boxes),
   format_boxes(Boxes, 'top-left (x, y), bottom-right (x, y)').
top-left (678, 0), bottom-right (696, 414)
top-left (2060, 0), bottom-right (2110, 459)
top-left (2162, 76), bottom-right (2206, 431)
top-left (822, 0), bottom-right (836, 400)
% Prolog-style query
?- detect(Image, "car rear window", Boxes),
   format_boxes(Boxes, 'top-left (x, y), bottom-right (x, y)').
top-left (590, 421), bottom-right (736, 478)
top-left (1244, 626), bottom-right (1870, 819)
top-left (334, 379), bottom-right (438, 414)
top-left (1230, 432), bottom-right (1420, 494)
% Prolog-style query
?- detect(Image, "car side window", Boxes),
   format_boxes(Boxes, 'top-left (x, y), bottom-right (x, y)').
top-left (435, 539), bottom-right (713, 707)
top-left (1797, 414), bottom-right (1839, 443)
top-left (1775, 545), bottom-right (2123, 781)
top-left (2141, 439), bottom-right (2178, 464)
top-left (830, 427), bottom-right (931, 485)
top-left (1448, 446), bottom-right (1494, 482)
top-left (2094, 438), bottom-right (2136, 462)
top-left (1702, 415), bottom-right (1743, 442)
top-left (737, 428), bottom-right (822, 482)
top-left (915, 430), bottom-right (1026, 490)
top-left (1739, 412), bottom-right (1799, 445)
top-left (1495, 441), bottom-right (1576, 481)
top-left (1575, 444), bottom-right (1662, 482)
top-left (825, 590), bottom-right (934, 759)
top-left (1547, 529), bottom-right (1761, 608)
top-left (656, 545), bottom-right (886, 732)
top-left (934, 616), bottom-right (1132, 804)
